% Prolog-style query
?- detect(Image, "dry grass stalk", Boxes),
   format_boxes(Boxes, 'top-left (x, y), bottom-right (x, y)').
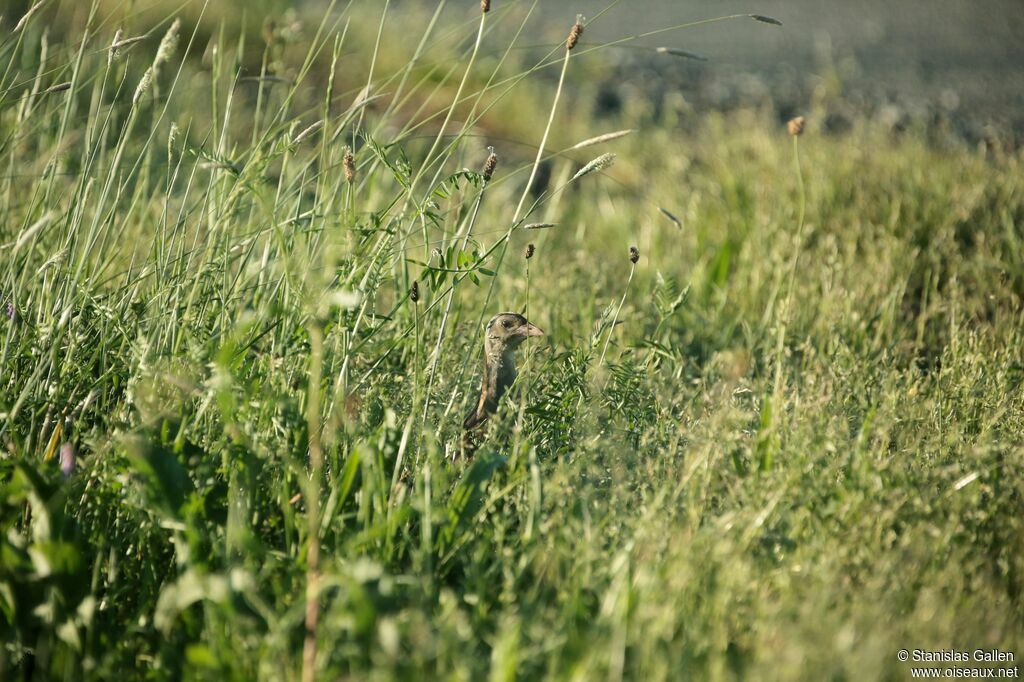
top-left (108, 29), bottom-right (123, 65)
top-left (293, 121), bottom-right (323, 145)
top-left (14, 0), bottom-right (47, 33)
top-left (569, 129), bottom-right (634, 151)
top-left (110, 33), bottom-right (147, 53)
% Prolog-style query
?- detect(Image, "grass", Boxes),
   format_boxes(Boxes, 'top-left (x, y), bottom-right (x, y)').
top-left (2, 1), bottom-right (1023, 680)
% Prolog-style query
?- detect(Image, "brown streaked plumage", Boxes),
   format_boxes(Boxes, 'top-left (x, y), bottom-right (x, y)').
top-left (462, 312), bottom-right (544, 450)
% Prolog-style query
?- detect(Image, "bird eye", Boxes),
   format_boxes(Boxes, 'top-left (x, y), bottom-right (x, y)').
top-left (502, 319), bottom-right (512, 329)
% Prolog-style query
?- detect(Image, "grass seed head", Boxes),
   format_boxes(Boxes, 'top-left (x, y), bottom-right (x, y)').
top-left (133, 67), bottom-right (153, 105)
top-left (14, 0), bottom-right (46, 33)
top-left (629, 246), bottom-right (640, 264)
top-left (659, 207), bottom-right (682, 228)
top-left (168, 122), bottom-right (179, 158)
top-left (525, 243), bottom-right (535, 260)
top-left (481, 0), bottom-right (490, 12)
top-left (109, 34), bottom-right (147, 65)
top-left (155, 18), bottom-right (181, 67)
top-left (567, 16), bottom-right (584, 50)
top-left (483, 146), bottom-right (497, 181)
top-left (788, 116), bottom-right (806, 136)
top-left (570, 153), bottom-right (616, 183)
top-left (410, 281), bottom-right (420, 303)
top-left (569, 129), bottom-right (635, 151)
top-left (343, 148), bottom-right (356, 184)
top-left (293, 120), bottom-right (323, 145)
top-left (109, 28), bottom-right (123, 65)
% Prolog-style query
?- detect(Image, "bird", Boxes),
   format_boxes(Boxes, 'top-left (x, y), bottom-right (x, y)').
top-left (462, 312), bottom-right (544, 452)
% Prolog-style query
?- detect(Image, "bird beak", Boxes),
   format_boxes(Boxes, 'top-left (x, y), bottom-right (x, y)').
top-left (520, 322), bottom-right (544, 338)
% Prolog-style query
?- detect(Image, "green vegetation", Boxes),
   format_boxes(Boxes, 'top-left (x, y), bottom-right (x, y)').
top-left (2, 1), bottom-right (1022, 679)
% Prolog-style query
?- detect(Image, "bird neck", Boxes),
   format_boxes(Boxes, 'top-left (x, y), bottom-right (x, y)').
top-left (483, 345), bottom-right (518, 407)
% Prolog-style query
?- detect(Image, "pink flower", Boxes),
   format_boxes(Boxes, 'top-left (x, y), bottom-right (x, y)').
top-left (60, 443), bottom-right (76, 477)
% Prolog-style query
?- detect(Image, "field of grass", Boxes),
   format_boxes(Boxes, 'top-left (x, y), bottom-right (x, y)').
top-left (2, 1), bottom-right (1023, 680)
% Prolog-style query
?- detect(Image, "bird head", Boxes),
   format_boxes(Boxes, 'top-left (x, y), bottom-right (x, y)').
top-left (484, 312), bottom-right (544, 353)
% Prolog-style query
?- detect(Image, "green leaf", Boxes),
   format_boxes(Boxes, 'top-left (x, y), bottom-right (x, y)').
top-left (756, 395), bottom-right (776, 472)
top-left (154, 569), bottom-right (230, 633)
top-left (364, 137), bottom-right (409, 188)
top-left (438, 453), bottom-right (506, 558)
top-left (337, 450), bottom-right (362, 508)
top-left (124, 434), bottom-right (196, 520)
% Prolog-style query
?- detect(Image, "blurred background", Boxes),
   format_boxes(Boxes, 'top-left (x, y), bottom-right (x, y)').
top-left (1, 0), bottom-right (1021, 145)
top-left (534, 0), bottom-right (1024, 144)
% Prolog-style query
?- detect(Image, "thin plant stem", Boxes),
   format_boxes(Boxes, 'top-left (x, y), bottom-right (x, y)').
top-left (773, 135), bottom-right (806, 396)
top-left (512, 49), bottom-right (571, 224)
top-left (398, 11), bottom-right (488, 257)
top-left (760, 134), bottom-right (807, 472)
top-left (600, 263), bottom-right (635, 367)
top-left (302, 323), bottom-right (325, 682)
top-left (421, 172), bottom-right (491, 419)
top-left (525, 259), bottom-right (531, 316)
